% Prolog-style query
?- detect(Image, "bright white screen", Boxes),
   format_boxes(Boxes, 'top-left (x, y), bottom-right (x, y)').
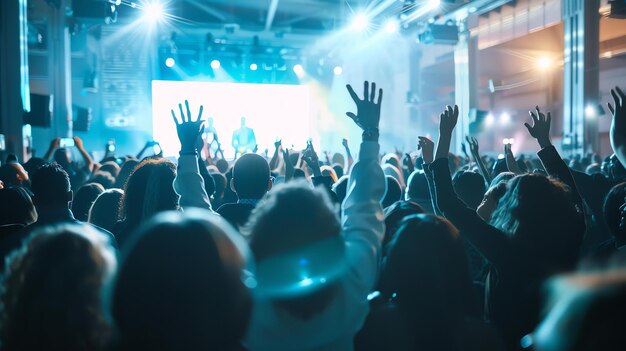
top-left (152, 80), bottom-right (314, 158)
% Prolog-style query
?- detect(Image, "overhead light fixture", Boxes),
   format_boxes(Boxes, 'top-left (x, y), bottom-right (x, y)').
top-left (333, 66), bottom-right (343, 75)
top-left (142, 2), bottom-right (164, 23)
top-left (210, 59), bottom-right (221, 69)
top-left (165, 57), bottom-right (175, 67)
top-left (293, 64), bottom-right (304, 77)
top-left (384, 19), bottom-right (399, 33)
top-left (351, 13), bottom-right (369, 31)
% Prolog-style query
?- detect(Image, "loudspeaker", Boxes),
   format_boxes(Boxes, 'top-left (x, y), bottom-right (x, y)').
top-left (417, 24), bottom-right (459, 45)
top-left (74, 106), bottom-right (92, 132)
top-left (24, 94), bottom-right (52, 127)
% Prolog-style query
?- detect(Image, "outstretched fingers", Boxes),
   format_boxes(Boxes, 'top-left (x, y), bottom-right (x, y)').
top-left (178, 103), bottom-right (186, 123)
top-left (346, 84), bottom-right (360, 103)
top-left (364, 81), bottom-right (370, 102)
top-left (171, 109), bottom-right (180, 125)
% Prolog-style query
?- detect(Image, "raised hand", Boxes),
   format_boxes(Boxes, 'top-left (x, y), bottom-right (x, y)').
top-left (524, 106), bottom-right (552, 149)
top-left (302, 140), bottom-right (321, 177)
top-left (171, 100), bottom-right (204, 153)
top-left (283, 148), bottom-right (295, 181)
top-left (274, 139), bottom-right (282, 150)
top-left (72, 136), bottom-right (84, 150)
top-left (418, 136), bottom-right (434, 164)
top-left (439, 105), bottom-right (459, 136)
top-left (609, 87), bottom-right (626, 165)
top-left (466, 136), bottom-right (479, 156)
top-left (342, 138), bottom-right (349, 149)
top-left (346, 81), bottom-right (383, 132)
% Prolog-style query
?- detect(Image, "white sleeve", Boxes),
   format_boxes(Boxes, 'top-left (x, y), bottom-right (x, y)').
top-left (173, 154), bottom-right (214, 212)
top-left (341, 140), bottom-right (386, 293)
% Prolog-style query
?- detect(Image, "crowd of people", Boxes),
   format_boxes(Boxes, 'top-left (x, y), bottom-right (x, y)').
top-left (0, 81), bottom-right (626, 350)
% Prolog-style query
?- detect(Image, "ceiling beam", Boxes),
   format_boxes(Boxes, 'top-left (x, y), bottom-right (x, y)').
top-left (265, 0), bottom-right (280, 31)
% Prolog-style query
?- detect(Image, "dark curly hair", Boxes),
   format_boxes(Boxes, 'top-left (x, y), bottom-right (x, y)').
top-left (0, 223), bottom-right (117, 351)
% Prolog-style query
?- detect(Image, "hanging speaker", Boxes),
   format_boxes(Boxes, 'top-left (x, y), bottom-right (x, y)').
top-left (23, 94), bottom-right (52, 127)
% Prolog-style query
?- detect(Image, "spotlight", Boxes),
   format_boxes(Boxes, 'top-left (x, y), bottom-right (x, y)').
top-left (333, 66), bottom-right (343, 75)
top-left (250, 63), bottom-right (258, 71)
top-left (585, 104), bottom-right (596, 118)
top-left (293, 64), bottom-right (304, 77)
top-left (537, 56), bottom-right (552, 71)
top-left (142, 2), bottom-right (164, 23)
top-left (429, 0), bottom-right (441, 7)
top-left (485, 113), bottom-right (495, 126)
top-left (165, 57), bottom-right (175, 67)
top-left (351, 13), bottom-right (369, 31)
top-left (384, 19), bottom-right (399, 34)
top-left (210, 59), bottom-right (221, 69)
top-left (500, 112), bottom-right (511, 125)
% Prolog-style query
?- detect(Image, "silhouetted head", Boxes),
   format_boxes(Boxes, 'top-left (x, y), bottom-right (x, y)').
top-left (320, 165), bottom-right (338, 184)
top-left (22, 157), bottom-right (46, 180)
top-left (382, 175), bottom-right (402, 208)
top-left (53, 148), bottom-right (72, 169)
top-left (215, 159), bottom-right (229, 174)
top-left (210, 172), bottom-right (227, 202)
top-left (332, 164), bottom-right (344, 179)
top-left (383, 201), bottom-right (425, 247)
top-left (89, 171), bottom-right (116, 190)
top-left (231, 153), bottom-right (271, 200)
top-left (112, 210), bottom-right (252, 351)
top-left (98, 161), bottom-right (121, 178)
top-left (119, 158), bottom-right (178, 228)
top-left (378, 214), bottom-right (475, 346)
top-left (528, 271), bottom-right (626, 351)
top-left (244, 180), bottom-right (341, 318)
top-left (0, 223), bottom-right (116, 351)
top-left (382, 163), bottom-right (405, 188)
top-left (603, 182), bottom-right (626, 246)
top-left (0, 187), bottom-right (37, 226)
top-left (114, 159), bottom-right (139, 189)
top-left (332, 153), bottom-right (345, 168)
top-left (89, 189), bottom-right (124, 232)
top-left (72, 183), bottom-right (105, 222)
top-left (30, 163), bottom-right (72, 209)
top-left (490, 173), bottom-right (583, 269)
top-left (452, 170), bottom-right (485, 210)
top-left (405, 170), bottom-right (429, 201)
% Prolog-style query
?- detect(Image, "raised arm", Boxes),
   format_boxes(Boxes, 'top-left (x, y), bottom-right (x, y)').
top-left (609, 87), bottom-right (626, 166)
top-left (302, 140), bottom-right (322, 178)
top-left (43, 137), bottom-right (60, 162)
top-left (269, 140), bottom-right (281, 170)
top-left (466, 136), bottom-right (492, 185)
top-left (430, 105), bottom-right (513, 264)
top-left (73, 136), bottom-right (95, 172)
top-left (342, 81), bottom-right (386, 291)
top-left (283, 148), bottom-right (294, 182)
top-left (171, 100), bottom-right (214, 212)
top-left (342, 138), bottom-right (354, 171)
top-left (504, 142), bottom-right (522, 175)
top-left (525, 106), bottom-right (584, 211)
top-left (418, 136), bottom-right (442, 216)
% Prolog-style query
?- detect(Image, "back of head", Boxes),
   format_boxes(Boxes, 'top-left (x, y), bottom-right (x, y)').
top-left (383, 201), bottom-right (425, 247)
top-left (215, 158), bottom-right (229, 174)
top-left (406, 170), bottom-right (429, 201)
top-left (120, 158), bottom-right (178, 228)
top-left (30, 163), bottom-right (71, 208)
top-left (379, 214), bottom-right (475, 333)
top-left (320, 165), bottom-right (338, 184)
top-left (23, 157), bottom-right (46, 178)
top-left (331, 153), bottom-right (345, 168)
top-left (114, 159), bottom-right (139, 189)
top-left (332, 164), bottom-right (344, 179)
top-left (332, 175), bottom-right (349, 204)
top-left (0, 223), bottom-right (116, 351)
top-left (490, 174), bottom-right (583, 269)
top-left (530, 271), bottom-right (626, 351)
top-left (382, 163), bottom-right (405, 188)
top-left (210, 172), bottom-right (227, 199)
top-left (0, 187), bottom-right (37, 226)
top-left (452, 170), bottom-right (486, 210)
top-left (72, 183), bottom-right (105, 222)
top-left (603, 182), bottom-right (626, 245)
top-left (244, 180), bottom-right (341, 318)
top-left (232, 153), bottom-right (270, 200)
top-left (90, 171), bottom-right (116, 189)
top-left (89, 189), bottom-right (123, 232)
top-left (98, 162), bottom-right (121, 178)
top-left (0, 164), bottom-right (27, 188)
top-left (383, 175), bottom-right (402, 208)
top-left (112, 210), bottom-right (252, 351)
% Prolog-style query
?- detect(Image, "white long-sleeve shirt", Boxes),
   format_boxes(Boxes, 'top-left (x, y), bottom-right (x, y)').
top-left (172, 154), bottom-right (215, 213)
top-left (244, 140), bottom-right (386, 351)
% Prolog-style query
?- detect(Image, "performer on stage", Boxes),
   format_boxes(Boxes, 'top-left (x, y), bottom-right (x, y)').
top-left (231, 116), bottom-right (256, 156)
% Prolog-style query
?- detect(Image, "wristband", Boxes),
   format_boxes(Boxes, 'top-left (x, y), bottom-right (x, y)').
top-left (362, 128), bottom-right (379, 140)
top-left (179, 150), bottom-right (197, 156)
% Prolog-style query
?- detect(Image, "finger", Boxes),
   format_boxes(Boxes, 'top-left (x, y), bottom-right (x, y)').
top-left (370, 82), bottom-right (376, 102)
top-left (536, 106), bottom-right (544, 122)
top-left (465, 135), bottom-right (470, 143)
top-left (529, 111), bottom-right (538, 124)
top-left (612, 89), bottom-right (621, 106)
top-left (472, 137), bottom-right (478, 144)
top-left (377, 88), bottom-right (383, 105)
top-left (546, 112), bottom-right (552, 126)
top-left (179, 103), bottom-right (186, 123)
top-left (197, 105), bottom-right (204, 122)
top-left (199, 125), bottom-right (205, 135)
top-left (454, 105), bottom-right (459, 117)
top-left (364, 81), bottom-right (370, 102)
top-left (171, 110), bottom-right (179, 125)
top-left (446, 105), bottom-right (453, 116)
top-left (608, 102), bottom-right (615, 115)
top-left (616, 86), bottom-right (625, 101)
top-left (346, 84), bottom-right (360, 102)
top-left (346, 112), bottom-right (357, 122)
top-left (185, 100), bottom-right (192, 121)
